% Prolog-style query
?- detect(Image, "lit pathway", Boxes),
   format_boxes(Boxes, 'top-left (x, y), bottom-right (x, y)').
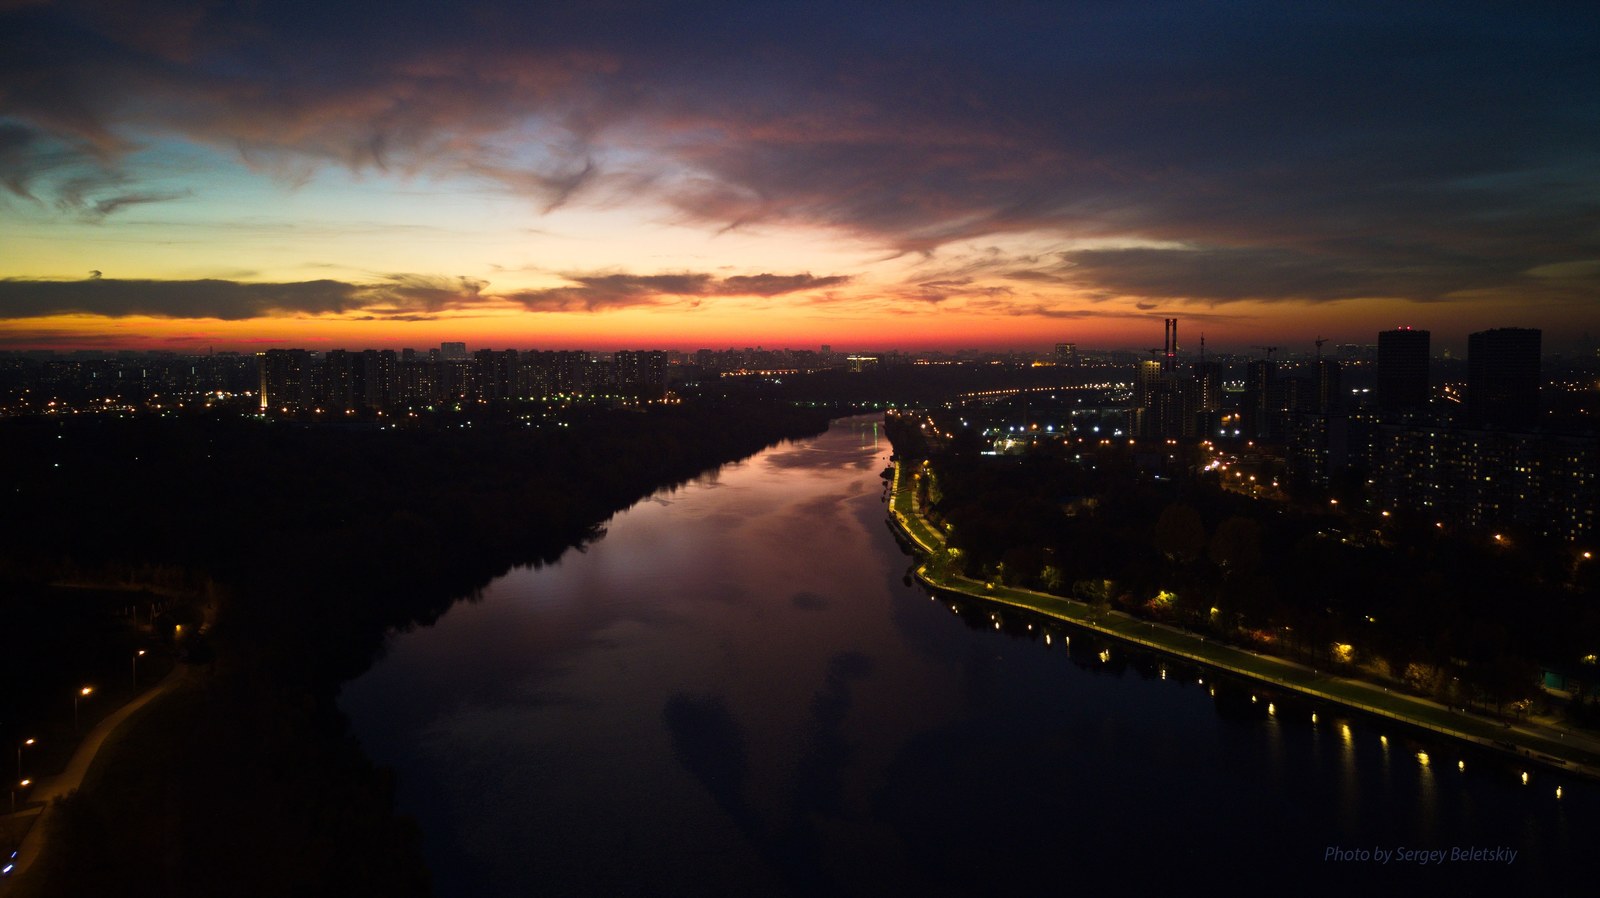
top-left (888, 460), bottom-right (1600, 780)
top-left (1, 665), bottom-right (187, 888)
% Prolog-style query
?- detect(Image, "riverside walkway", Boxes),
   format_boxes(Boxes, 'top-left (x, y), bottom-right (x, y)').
top-left (888, 460), bottom-right (1600, 781)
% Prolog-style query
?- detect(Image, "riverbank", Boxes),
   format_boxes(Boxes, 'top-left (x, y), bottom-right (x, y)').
top-left (888, 459), bottom-right (1600, 781)
top-left (0, 402), bottom-right (835, 897)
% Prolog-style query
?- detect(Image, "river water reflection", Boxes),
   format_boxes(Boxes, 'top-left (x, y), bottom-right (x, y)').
top-left (341, 416), bottom-right (1593, 895)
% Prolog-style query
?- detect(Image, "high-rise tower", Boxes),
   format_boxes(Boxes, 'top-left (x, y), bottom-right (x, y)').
top-left (1466, 328), bottom-right (1541, 429)
top-left (1376, 328), bottom-right (1429, 415)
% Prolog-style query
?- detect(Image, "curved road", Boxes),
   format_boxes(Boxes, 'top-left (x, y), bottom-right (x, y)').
top-left (1, 664), bottom-right (187, 889)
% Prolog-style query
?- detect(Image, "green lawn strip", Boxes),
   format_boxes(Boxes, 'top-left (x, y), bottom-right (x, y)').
top-left (889, 463), bottom-right (945, 554)
top-left (890, 463), bottom-right (1600, 776)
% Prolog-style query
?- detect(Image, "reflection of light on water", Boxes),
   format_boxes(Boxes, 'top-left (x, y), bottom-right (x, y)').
top-left (1416, 747), bottom-right (1437, 831)
top-left (1045, 633), bottom-right (1051, 646)
top-left (1311, 713), bottom-right (1317, 724)
top-left (858, 422), bottom-right (882, 450)
top-left (1557, 786), bottom-right (1563, 799)
top-left (1267, 702), bottom-right (1275, 716)
top-left (1522, 771), bottom-right (1529, 785)
top-left (1336, 721), bottom-right (1358, 829)
top-left (1098, 649), bottom-right (1110, 663)
top-left (1459, 760), bottom-right (1465, 772)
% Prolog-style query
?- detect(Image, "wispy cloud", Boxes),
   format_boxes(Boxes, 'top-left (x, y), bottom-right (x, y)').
top-left (0, 273), bottom-right (487, 320)
top-left (506, 271), bottom-right (848, 312)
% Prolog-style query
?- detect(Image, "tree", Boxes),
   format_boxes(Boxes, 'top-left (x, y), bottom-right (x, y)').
top-left (1040, 564), bottom-right (1065, 593)
top-left (999, 545), bottom-right (1041, 587)
top-left (1153, 503), bottom-right (1207, 564)
top-left (1073, 579), bottom-right (1116, 613)
top-left (1208, 516), bottom-right (1262, 579)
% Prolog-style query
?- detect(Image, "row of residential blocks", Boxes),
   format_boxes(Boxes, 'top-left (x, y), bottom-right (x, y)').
top-left (257, 348), bottom-right (670, 411)
top-left (1130, 327), bottom-right (1548, 442)
top-left (1120, 324), bottom-right (1595, 543)
top-left (1281, 415), bottom-right (1598, 544)
top-left (1366, 424), bottom-right (1596, 543)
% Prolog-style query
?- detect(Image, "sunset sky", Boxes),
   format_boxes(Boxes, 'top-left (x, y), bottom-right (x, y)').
top-left (2, 1), bottom-right (1596, 354)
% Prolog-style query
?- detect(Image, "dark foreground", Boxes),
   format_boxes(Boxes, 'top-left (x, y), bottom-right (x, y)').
top-left (0, 401), bottom-right (829, 897)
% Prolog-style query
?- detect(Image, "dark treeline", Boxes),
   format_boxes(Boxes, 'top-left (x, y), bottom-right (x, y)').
top-left (885, 415), bottom-right (1600, 721)
top-left (0, 401), bottom-right (829, 897)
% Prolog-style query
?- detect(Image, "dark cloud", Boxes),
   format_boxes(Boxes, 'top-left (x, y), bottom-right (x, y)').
top-left (0, 273), bottom-right (486, 320)
top-left (507, 271), bottom-right (848, 312)
top-left (720, 273), bottom-right (848, 296)
top-left (0, 120), bottom-right (189, 218)
top-left (365, 273), bottom-right (487, 312)
top-left (0, 121), bottom-right (112, 202)
top-left (0, 270), bottom-right (840, 320)
top-left (1035, 244), bottom-right (1600, 306)
top-left (0, 326), bottom-right (141, 348)
top-left (506, 274), bottom-right (714, 312)
top-left (86, 189), bottom-right (188, 217)
top-left (976, 301), bottom-right (1250, 325)
top-left (1, 1), bottom-right (1597, 307)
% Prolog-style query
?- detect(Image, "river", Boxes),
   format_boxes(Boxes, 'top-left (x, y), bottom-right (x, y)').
top-left (340, 415), bottom-right (1594, 896)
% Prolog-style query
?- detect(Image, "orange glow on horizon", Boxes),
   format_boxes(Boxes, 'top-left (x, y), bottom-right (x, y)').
top-left (0, 293), bottom-right (1582, 355)
top-left (3, 309), bottom-right (1171, 353)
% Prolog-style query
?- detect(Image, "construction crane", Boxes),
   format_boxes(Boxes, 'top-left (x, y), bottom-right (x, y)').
top-left (1253, 345), bottom-right (1279, 361)
top-left (1314, 336), bottom-right (1327, 358)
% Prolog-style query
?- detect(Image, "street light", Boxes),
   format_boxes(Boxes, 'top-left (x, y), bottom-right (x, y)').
top-left (10, 779), bottom-right (30, 816)
top-left (133, 649), bottom-right (146, 689)
top-left (73, 686), bottom-right (94, 732)
top-left (16, 739), bottom-right (34, 781)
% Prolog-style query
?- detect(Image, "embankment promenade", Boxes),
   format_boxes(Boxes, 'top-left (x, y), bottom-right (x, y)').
top-left (887, 460), bottom-right (1600, 781)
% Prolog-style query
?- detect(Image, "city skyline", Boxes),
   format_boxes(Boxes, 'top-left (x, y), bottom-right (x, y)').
top-left (3, 2), bottom-right (1597, 353)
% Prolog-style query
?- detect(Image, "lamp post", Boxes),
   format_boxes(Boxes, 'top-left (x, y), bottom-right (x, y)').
top-left (73, 686), bottom-right (93, 732)
top-left (10, 779), bottom-right (29, 816)
top-left (16, 739), bottom-right (34, 781)
top-left (133, 649), bottom-right (146, 689)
